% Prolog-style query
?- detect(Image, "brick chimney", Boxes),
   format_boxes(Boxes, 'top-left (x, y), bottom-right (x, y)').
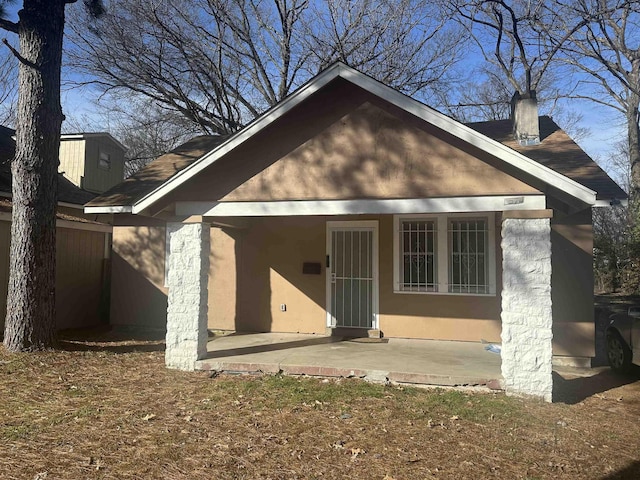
top-left (511, 91), bottom-right (540, 146)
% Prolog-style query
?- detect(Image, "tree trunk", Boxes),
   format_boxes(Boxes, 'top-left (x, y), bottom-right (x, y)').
top-left (3, 0), bottom-right (65, 351)
top-left (628, 60), bottom-right (640, 203)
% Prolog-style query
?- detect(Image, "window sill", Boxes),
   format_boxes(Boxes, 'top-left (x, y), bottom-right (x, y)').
top-left (393, 290), bottom-right (496, 297)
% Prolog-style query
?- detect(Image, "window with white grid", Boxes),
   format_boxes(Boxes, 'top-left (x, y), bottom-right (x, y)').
top-left (393, 214), bottom-right (495, 295)
top-left (448, 219), bottom-right (489, 294)
top-left (398, 220), bottom-right (437, 291)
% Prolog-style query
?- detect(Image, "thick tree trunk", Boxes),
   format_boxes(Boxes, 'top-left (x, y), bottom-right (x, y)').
top-left (3, 0), bottom-right (65, 351)
top-left (628, 61), bottom-right (640, 203)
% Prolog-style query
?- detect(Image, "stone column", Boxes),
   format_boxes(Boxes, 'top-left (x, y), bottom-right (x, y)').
top-left (165, 222), bottom-right (210, 371)
top-left (501, 215), bottom-right (553, 402)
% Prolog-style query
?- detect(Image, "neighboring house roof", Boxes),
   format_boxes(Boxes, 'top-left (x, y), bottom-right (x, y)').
top-left (468, 116), bottom-right (627, 202)
top-left (0, 197), bottom-right (104, 224)
top-left (87, 135), bottom-right (227, 210)
top-left (0, 126), bottom-right (97, 206)
top-left (86, 63), bottom-right (624, 212)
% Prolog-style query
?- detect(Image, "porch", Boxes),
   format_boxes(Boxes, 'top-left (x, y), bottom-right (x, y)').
top-left (196, 332), bottom-right (503, 389)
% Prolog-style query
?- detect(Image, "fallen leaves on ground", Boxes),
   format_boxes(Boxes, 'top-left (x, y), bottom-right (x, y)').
top-left (0, 330), bottom-right (639, 479)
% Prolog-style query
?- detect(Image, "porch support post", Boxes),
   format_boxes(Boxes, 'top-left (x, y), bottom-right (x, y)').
top-left (501, 215), bottom-right (553, 402)
top-left (165, 222), bottom-right (210, 371)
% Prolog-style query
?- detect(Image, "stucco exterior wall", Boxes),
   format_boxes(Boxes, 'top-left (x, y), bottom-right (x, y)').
top-left (551, 208), bottom-right (595, 357)
top-left (110, 216), bottom-right (168, 329)
top-left (168, 79), bottom-right (540, 205)
top-left (212, 215), bottom-right (503, 342)
top-left (109, 209), bottom-right (596, 359)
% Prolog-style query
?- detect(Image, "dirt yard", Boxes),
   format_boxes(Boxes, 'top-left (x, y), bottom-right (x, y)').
top-left (1, 329), bottom-right (639, 480)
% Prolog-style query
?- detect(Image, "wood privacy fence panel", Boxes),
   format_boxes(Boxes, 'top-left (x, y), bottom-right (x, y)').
top-left (1, 220), bottom-right (110, 332)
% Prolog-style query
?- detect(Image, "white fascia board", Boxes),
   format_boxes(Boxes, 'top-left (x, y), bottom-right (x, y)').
top-left (84, 205), bottom-right (132, 214)
top-left (594, 198), bottom-right (629, 207)
top-left (132, 62), bottom-right (595, 214)
top-left (176, 195), bottom-right (547, 217)
top-left (131, 63), bottom-right (347, 215)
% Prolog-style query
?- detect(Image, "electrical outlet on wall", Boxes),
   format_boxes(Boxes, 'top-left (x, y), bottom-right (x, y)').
top-left (280, 304), bottom-right (287, 312)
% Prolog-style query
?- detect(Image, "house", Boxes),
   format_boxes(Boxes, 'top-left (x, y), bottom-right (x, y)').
top-left (59, 132), bottom-right (126, 194)
top-left (1, 126), bottom-right (114, 332)
top-left (85, 63), bottom-right (626, 401)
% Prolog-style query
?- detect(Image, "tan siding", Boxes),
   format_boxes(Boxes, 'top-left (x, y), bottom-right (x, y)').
top-left (0, 220), bottom-right (9, 330)
top-left (56, 227), bottom-right (109, 329)
top-left (59, 139), bottom-right (86, 187)
top-left (83, 137), bottom-right (125, 194)
top-left (1, 221), bottom-right (108, 331)
top-left (551, 209), bottom-right (595, 357)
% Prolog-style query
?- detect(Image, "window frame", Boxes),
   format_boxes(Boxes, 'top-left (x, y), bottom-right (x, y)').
top-left (393, 213), bottom-right (496, 296)
top-left (98, 150), bottom-right (111, 170)
top-left (396, 217), bottom-right (438, 292)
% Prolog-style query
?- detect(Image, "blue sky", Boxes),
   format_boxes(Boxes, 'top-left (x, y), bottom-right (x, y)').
top-left (1, 1), bottom-right (626, 182)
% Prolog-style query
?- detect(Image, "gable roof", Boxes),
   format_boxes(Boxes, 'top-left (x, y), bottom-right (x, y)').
top-left (0, 126), bottom-right (97, 206)
top-left (87, 63), bottom-right (622, 213)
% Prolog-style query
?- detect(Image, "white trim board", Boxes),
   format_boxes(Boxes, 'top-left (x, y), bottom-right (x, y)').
top-left (175, 195), bottom-right (546, 217)
top-left (130, 63), bottom-right (595, 214)
top-left (594, 199), bottom-right (629, 207)
top-left (85, 205), bottom-right (132, 214)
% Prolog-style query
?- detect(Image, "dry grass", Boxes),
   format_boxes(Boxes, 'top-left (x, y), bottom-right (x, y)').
top-left (1, 331), bottom-right (640, 479)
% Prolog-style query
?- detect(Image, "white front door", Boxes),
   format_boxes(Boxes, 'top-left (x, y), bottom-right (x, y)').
top-left (326, 221), bottom-right (378, 329)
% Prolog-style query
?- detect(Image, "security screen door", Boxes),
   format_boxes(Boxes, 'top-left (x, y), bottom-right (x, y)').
top-left (327, 223), bottom-right (377, 329)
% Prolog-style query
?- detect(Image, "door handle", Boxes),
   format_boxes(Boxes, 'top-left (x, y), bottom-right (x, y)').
top-left (331, 273), bottom-right (336, 284)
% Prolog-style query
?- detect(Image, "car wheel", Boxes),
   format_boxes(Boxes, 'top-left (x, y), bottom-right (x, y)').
top-left (606, 330), bottom-right (632, 373)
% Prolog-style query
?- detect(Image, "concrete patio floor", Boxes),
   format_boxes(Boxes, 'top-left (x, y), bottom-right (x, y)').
top-left (195, 332), bottom-right (504, 389)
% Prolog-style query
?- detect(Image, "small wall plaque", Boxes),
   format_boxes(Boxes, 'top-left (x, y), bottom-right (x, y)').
top-left (302, 262), bottom-right (322, 275)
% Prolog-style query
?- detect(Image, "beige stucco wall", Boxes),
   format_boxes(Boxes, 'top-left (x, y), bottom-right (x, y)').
top-left (110, 216), bottom-right (168, 329)
top-left (1, 219), bottom-right (109, 331)
top-left (168, 79), bottom-right (540, 206)
top-left (551, 208), bottom-right (595, 357)
top-left (210, 215), bottom-right (503, 343)
top-left (109, 209), bottom-right (596, 357)
top-left (376, 215), bottom-right (502, 342)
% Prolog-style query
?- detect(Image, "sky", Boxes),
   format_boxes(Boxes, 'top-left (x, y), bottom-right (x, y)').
top-left (0, 1), bottom-right (628, 184)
